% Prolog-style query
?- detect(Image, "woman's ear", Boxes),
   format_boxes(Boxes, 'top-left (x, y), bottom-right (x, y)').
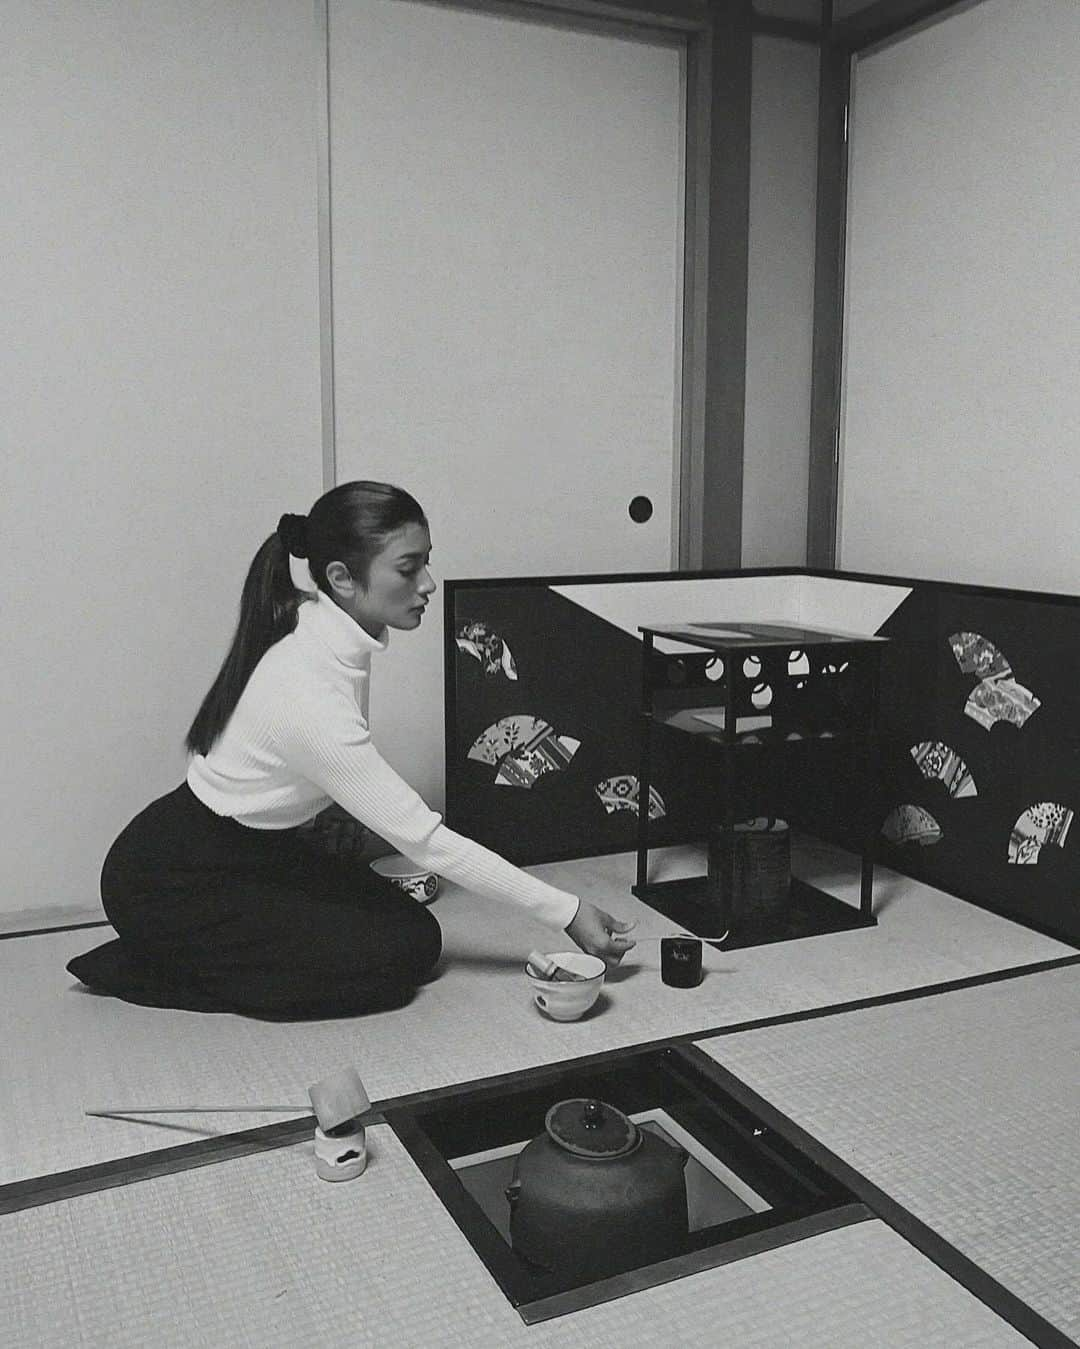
top-left (324, 560), bottom-right (355, 599)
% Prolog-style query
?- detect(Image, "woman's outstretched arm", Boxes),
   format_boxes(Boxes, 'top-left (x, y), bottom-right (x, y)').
top-left (277, 694), bottom-right (636, 961)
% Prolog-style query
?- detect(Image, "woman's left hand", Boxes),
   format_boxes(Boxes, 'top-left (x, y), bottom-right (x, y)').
top-left (565, 901), bottom-right (637, 966)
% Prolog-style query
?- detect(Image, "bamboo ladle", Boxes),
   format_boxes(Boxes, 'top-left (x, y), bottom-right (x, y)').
top-left (86, 1065), bottom-right (373, 1133)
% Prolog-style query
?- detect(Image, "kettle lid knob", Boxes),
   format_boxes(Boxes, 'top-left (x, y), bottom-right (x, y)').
top-left (544, 1098), bottom-right (641, 1158)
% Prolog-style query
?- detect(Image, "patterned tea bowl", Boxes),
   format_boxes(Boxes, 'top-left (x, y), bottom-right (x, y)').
top-left (525, 951), bottom-right (606, 1021)
top-left (370, 854), bottom-right (440, 904)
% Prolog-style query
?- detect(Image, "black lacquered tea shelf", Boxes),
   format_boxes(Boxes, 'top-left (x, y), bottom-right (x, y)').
top-left (632, 621), bottom-right (889, 950)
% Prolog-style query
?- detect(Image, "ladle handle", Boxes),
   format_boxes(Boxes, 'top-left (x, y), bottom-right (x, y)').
top-left (637, 931), bottom-right (730, 942)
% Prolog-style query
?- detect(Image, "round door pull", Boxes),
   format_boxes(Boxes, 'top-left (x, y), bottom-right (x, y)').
top-left (629, 495), bottom-right (653, 523)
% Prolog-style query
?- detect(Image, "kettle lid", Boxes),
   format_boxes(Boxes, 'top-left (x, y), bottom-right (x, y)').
top-left (544, 1098), bottom-right (641, 1158)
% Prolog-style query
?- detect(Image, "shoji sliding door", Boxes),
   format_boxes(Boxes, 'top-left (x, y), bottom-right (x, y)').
top-left (326, 0), bottom-right (686, 801)
top-left (837, 0), bottom-right (1080, 594)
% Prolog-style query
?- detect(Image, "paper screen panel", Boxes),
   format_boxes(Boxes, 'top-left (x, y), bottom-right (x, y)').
top-left (838, 0), bottom-right (1080, 594)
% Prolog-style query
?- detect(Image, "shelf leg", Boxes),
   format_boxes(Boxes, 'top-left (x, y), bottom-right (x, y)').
top-left (635, 633), bottom-right (655, 893)
top-left (715, 671), bottom-right (738, 931)
top-left (636, 717), bottom-right (652, 892)
top-left (859, 654), bottom-right (883, 919)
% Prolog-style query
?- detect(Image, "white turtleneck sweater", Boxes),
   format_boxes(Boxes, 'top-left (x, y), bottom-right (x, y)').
top-left (187, 590), bottom-right (580, 931)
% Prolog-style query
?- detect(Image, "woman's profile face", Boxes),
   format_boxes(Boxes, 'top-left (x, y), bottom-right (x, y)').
top-left (341, 522), bottom-right (436, 637)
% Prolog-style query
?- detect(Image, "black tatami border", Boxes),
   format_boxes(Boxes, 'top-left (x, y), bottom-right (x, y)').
top-left (0, 1116), bottom-right (327, 1217)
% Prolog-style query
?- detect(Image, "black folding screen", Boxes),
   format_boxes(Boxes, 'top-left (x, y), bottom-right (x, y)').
top-left (871, 580), bottom-right (1080, 945)
top-left (445, 570), bottom-right (1080, 947)
top-left (446, 581), bottom-right (712, 864)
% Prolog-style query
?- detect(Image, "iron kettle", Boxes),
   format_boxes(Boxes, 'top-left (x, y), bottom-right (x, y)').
top-left (505, 1097), bottom-right (689, 1282)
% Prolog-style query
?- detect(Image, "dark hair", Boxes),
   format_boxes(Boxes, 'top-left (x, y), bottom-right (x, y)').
top-left (185, 481), bottom-right (427, 755)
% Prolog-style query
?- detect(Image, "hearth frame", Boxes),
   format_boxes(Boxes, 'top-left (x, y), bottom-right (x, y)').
top-left (383, 1043), bottom-right (870, 1323)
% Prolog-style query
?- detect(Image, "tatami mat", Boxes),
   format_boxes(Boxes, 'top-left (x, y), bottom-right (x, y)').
top-left (1, 1123), bottom-right (1029, 1348)
top-left (696, 964), bottom-right (1080, 1342)
top-left (1, 841), bottom-right (1072, 1187)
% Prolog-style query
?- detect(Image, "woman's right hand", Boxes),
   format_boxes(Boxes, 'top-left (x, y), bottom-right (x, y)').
top-left (565, 900), bottom-right (637, 966)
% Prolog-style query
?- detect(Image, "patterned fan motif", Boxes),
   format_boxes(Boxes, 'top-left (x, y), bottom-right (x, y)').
top-left (1007, 801), bottom-right (1073, 865)
top-left (468, 715), bottom-right (580, 789)
top-left (949, 631), bottom-right (1012, 680)
top-left (456, 621), bottom-right (518, 680)
top-left (909, 742), bottom-right (977, 798)
top-left (882, 804), bottom-right (942, 846)
top-left (949, 631), bottom-right (1040, 730)
top-left (964, 678), bottom-right (1040, 730)
top-left (594, 775), bottom-right (666, 820)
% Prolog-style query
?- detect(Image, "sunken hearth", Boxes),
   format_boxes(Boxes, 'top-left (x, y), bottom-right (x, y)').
top-left (384, 1046), bottom-right (869, 1323)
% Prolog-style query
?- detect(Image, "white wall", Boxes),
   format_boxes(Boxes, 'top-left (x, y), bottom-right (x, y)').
top-left (0, 1), bottom-right (324, 919)
top-left (838, 0), bottom-right (1080, 593)
top-left (742, 33), bottom-right (819, 567)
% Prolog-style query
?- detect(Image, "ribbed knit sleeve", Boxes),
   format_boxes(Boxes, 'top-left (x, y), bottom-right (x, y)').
top-left (276, 692), bottom-right (580, 932)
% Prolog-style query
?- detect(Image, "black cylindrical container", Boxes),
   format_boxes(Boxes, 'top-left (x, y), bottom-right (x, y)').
top-left (707, 819), bottom-right (791, 922)
top-left (661, 936), bottom-right (703, 987)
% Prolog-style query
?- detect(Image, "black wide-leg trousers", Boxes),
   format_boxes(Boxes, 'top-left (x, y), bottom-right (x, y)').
top-left (66, 783), bottom-right (442, 1018)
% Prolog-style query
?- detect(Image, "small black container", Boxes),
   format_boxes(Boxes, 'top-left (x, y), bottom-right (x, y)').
top-left (660, 937), bottom-right (702, 988)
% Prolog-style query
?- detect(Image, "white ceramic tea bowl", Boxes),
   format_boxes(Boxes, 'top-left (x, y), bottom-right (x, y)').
top-left (525, 951), bottom-right (606, 1021)
top-left (370, 853), bottom-right (440, 904)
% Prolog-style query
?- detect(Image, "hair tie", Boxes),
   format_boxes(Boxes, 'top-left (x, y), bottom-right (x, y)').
top-left (277, 513), bottom-right (309, 559)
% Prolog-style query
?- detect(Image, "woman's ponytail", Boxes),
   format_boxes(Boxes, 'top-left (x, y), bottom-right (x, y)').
top-left (185, 528), bottom-right (307, 756)
top-left (186, 483), bottom-right (426, 756)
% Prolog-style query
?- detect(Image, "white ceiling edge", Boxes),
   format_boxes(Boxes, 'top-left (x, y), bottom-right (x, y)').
top-left (550, 575), bottom-right (803, 653)
top-left (797, 574), bottom-right (912, 635)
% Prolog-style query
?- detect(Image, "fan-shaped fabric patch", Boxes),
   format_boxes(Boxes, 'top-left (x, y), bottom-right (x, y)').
top-left (455, 621), bottom-right (518, 680)
top-left (594, 775), bottom-right (666, 820)
top-left (467, 713), bottom-right (539, 766)
top-left (468, 715), bottom-right (579, 788)
top-left (494, 738), bottom-right (580, 788)
top-left (787, 650), bottom-right (810, 677)
top-left (964, 678), bottom-right (1040, 730)
top-left (881, 804), bottom-right (942, 846)
top-left (949, 631), bottom-right (1012, 680)
top-left (909, 741), bottom-right (977, 797)
top-left (1007, 801), bottom-right (1073, 864)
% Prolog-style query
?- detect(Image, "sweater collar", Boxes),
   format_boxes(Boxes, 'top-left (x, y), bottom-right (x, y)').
top-left (297, 589), bottom-right (389, 666)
